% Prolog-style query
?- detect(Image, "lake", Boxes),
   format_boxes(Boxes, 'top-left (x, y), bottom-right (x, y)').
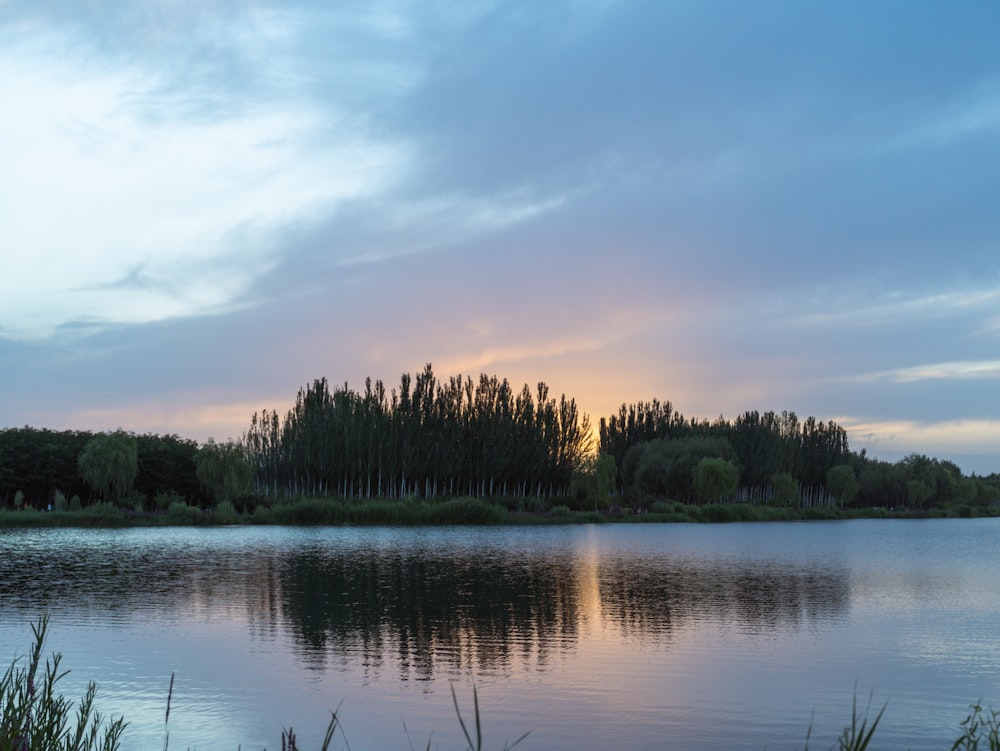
top-left (1, 520), bottom-right (999, 750)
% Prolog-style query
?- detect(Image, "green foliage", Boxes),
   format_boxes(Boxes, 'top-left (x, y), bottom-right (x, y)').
top-left (421, 497), bottom-right (509, 525)
top-left (83, 503), bottom-right (121, 521)
top-left (253, 496), bottom-right (511, 526)
top-left (568, 453), bottom-right (618, 510)
top-left (692, 503), bottom-right (754, 523)
top-left (692, 457), bottom-right (739, 502)
top-left (53, 490), bottom-right (68, 512)
top-left (195, 439), bottom-right (252, 503)
top-left (165, 501), bottom-right (202, 525)
top-left (803, 693), bottom-right (886, 751)
top-left (0, 615), bottom-right (127, 751)
top-left (78, 432), bottom-right (138, 503)
top-left (975, 481), bottom-right (1000, 507)
top-left (624, 436), bottom-right (738, 500)
top-left (212, 500), bottom-right (238, 524)
top-left (827, 465), bottom-right (860, 508)
top-left (595, 453), bottom-right (617, 497)
top-left (899, 453), bottom-right (957, 506)
top-left (907, 479), bottom-right (934, 508)
top-left (121, 491), bottom-right (147, 513)
top-left (771, 472), bottom-right (801, 506)
top-left (154, 490), bottom-right (184, 511)
top-left (952, 703), bottom-right (1000, 751)
top-left (134, 434), bottom-right (200, 502)
top-left (602, 405), bottom-right (849, 494)
top-left (69, 496), bottom-right (82, 512)
top-left (243, 366), bottom-right (593, 502)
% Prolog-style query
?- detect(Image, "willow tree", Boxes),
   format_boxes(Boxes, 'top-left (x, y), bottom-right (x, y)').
top-left (78, 430), bottom-right (138, 503)
top-left (692, 457), bottom-right (740, 502)
top-left (195, 439), bottom-right (253, 504)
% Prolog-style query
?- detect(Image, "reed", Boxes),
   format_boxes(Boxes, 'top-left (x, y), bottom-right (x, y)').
top-left (0, 615), bottom-right (127, 751)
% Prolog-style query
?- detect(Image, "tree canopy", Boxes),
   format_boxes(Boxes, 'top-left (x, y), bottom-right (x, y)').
top-left (78, 431), bottom-right (138, 502)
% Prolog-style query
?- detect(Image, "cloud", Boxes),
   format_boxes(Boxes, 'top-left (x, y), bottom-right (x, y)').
top-left (0, 6), bottom-right (413, 339)
top-left (839, 417), bottom-right (1000, 474)
top-left (888, 76), bottom-right (1000, 150)
top-left (2, 0), bottom-right (1000, 480)
top-left (854, 361), bottom-right (1000, 385)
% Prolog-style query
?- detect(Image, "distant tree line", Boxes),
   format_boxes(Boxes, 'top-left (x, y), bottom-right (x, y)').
top-left (598, 400), bottom-right (1000, 509)
top-left (0, 427), bottom-right (199, 508)
top-left (1, 366), bottom-right (998, 513)
top-left (241, 364), bottom-right (592, 499)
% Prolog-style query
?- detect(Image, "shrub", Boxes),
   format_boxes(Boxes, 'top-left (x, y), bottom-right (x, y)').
top-left (154, 490), bottom-right (185, 512)
top-left (122, 491), bottom-right (147, 513)
top-left (650, 500), bottom-right (672, 514)
top-left (213, 500), bottom-right (239, 525)
top-left (53, 490), bottom-right (68, 512)
top-left (251, 505), bottom-right (275, 525)
top-left (166, 501), bottom-right (202, 525)
top-left (692, 503), bottom-right (755, 523)
top-left (87, 502), bottom-right (120, 517)
top-left (69, 496), bottom-right (82, 512)
top-left (419, 497), bottom-right (508, 525)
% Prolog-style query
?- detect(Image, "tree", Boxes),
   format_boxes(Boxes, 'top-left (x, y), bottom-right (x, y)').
top-left (195, 439), bottom-right (253, 504)
top-left (826, 464), bottom-right (859, 508)
top-left (627, 436), bottom-right (738, 501)
top-left (906, 479), bottom-right (933, 509)
top-left (692, 457), bottom-right (739, 502)
top-left (595, 453), bottom-right (617, 499)
top-left (771, 472), bottom-right (800, 507)
top-left (78, 431), bottom-right (138, 502)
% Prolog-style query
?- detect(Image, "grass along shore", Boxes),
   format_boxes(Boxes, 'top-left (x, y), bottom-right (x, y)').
top-left (2, 616), bottom-right (999, 750)
top-left (2, 493), bottom-right (1000, 529)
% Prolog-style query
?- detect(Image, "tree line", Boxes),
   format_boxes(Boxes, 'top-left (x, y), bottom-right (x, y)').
top-left (241, 364), bottom-right (592, 500)
top-left (0, 427), bottom-right (200, 508)
top-left (1, 365), bottom-right (997, 512)
top-left (598, 399), bottom-right (999, 509)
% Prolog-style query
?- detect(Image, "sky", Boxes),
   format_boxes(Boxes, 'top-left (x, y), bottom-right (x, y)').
top-left (2, 0), bottom-right (999, 475)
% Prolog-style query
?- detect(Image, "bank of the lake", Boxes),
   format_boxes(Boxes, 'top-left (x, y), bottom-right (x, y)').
top-left (2, 494), bottom-right (999, 529)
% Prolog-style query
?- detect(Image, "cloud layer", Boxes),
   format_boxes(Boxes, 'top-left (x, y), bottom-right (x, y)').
top-left (2, 0), bottom-right (999, 473)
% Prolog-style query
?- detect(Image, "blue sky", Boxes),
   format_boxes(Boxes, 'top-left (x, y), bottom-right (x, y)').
top-left (2, 1), bottom-right (999, 474)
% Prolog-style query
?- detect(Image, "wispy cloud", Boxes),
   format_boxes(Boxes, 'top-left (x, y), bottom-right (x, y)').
top-left (888, 76), bottom-right (1000, 150)
top-left (851, 360), bottom-right (1000, 384)
top-left (789, 287), bottom-right (1000, 330)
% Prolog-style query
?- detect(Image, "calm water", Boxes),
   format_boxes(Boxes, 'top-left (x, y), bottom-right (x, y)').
top-left (1, 520), bottom-right (999, 750)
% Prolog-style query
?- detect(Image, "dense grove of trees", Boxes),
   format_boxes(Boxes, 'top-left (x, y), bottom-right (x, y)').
top-left (600, 402), bottom-right (849, 493)
top-left (599, 400), bottom-right (1000, 509)
top-left (1, 366), bottom-right (997, 513)
top-left (0, 427), bottom-right (199, 508)
top-left (241, 365), bottom-right (592, 499)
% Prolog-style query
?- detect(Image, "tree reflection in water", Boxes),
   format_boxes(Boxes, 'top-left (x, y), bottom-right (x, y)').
top-left (0, 527), bottom-right (850, 681)
top-left (276, 547), bottom-right (849, 677)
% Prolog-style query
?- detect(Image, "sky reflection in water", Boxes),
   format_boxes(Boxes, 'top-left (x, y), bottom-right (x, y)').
top-left (1, 522), bottom-right (998, 751)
